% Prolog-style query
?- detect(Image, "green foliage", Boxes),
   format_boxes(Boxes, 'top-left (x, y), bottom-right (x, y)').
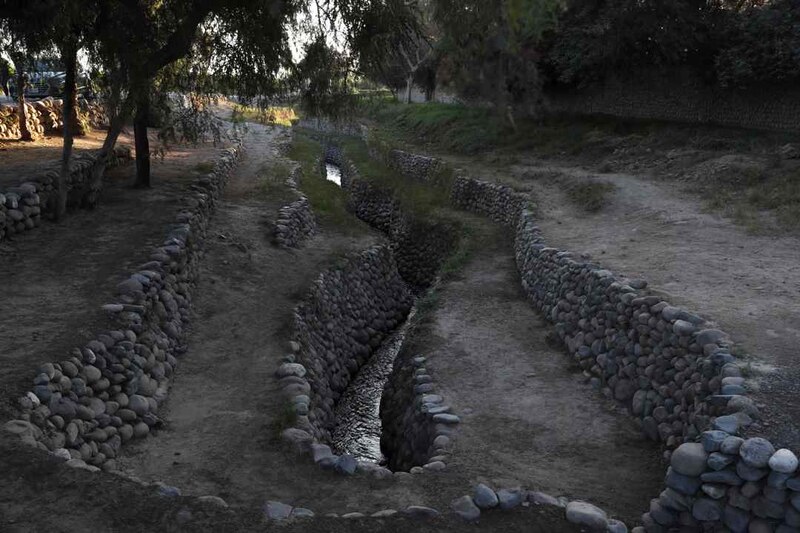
top-left (336, 133), bottom-right (454, 216)
top-left (366, 100), bottom-right (514, 154)
top-left (705, 164), bottom-right (800, 233)
top-left (432, 0), bottom-right (561, 109)
top-left (231, 105), bottom-right (299, 127)
top-left (543, 0), bottom-right (800, 88)
top-left (293, 37), bottom-right (357, 120)
top-left (288, 131), bottom-right (365, 231)
top-left (715, 0), bottom-right (800, 88)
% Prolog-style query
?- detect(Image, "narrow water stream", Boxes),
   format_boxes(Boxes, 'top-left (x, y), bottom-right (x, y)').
top-left (330, 310), bottom-right (415, 463)
top-left (325, 163), bottom-right (342, 186)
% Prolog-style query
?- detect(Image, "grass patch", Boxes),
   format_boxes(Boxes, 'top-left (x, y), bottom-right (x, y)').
top-left (192, 161), bottom-right (215, 173)
top-left (231, 105), bottom-right (299, 127)
top-left (333, 133), bottom-right (455, 218)
top-left (362, 100), bottom-right (512, 155)
top-left (287, 132), bottom-right (365, 232)
top-left (563, 179), bottom-right (616, 212)
top-left (704, 163), bottom-right (800, 233)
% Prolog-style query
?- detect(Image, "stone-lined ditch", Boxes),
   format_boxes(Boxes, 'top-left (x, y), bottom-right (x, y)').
top-left (280, 150), bottom-right (462, 475)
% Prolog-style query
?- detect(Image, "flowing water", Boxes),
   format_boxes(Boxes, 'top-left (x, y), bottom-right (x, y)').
top-left (330, 311), bottom-right (415, 463)
top-left (325, 163), bottom-right (342, 186)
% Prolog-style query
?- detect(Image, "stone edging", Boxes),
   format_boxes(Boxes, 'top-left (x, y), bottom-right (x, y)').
top-left (1, 145), bottom-right (132, 243)
top-left (380, 351), bottom-right (459, 473)
top-left (273, 168), bottom-right (317, 248)
top-left (3, 138), bottom-right (244, 475)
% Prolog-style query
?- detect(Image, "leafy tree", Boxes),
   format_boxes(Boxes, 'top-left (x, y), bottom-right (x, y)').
top-left (545, 0), bottom-right (722, 86)
top-left (715, 0), bottom-right (800, 87)
top-left (348, 0), bottom-right (435, 103)
top-left (432, 0), bottom-right (562, 119)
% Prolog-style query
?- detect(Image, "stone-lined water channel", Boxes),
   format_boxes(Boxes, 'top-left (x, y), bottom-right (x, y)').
top-left (330, 311), bottom-right (415, 463)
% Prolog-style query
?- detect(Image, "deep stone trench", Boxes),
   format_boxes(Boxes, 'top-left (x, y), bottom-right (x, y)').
top-left (323, 161), bottom-right (414, 466)
top-left (315, 161), bottom-right (446, 470)
top-left (329, 310), bottom-right (415, 463)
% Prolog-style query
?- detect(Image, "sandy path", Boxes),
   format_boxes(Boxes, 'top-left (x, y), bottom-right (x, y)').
top-left (421, 222), bottom-right (664, 524)
top-left (512, 163), bottom-right (800, 448)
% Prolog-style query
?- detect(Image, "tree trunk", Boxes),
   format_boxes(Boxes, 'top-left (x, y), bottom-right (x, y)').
top-left (405, 74), bottom-right (413, 104)
top-left (88, 81), bottom-right (131, 200)
top-left (67, 65), bottom-right (86, 137)
top-left (133, 85), bottom-right (151, 188)
top-left (12, 58), bottom-right (32, 142)
top-left (57, 42), bottom-right (78, 221)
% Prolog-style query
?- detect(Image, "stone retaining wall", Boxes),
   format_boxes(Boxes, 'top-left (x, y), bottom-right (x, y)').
top-left (380, 351), bottom-right (457, 472)
top-left (447, 173), bottom-right (800, 530)
top-left (273, 197), bottom-right (316, 248)
top-left (0, 145), bottom-right (132, 242)
top-left (450, 176), bottom-right (529, 226)
top-left (384, 149), bottom-right (444, 183)
top-left (3, 141), bottom-right (243, 472)
top-left (287, 245), bottom-right (414, 443)
top-left (348, 130), bottom-right (800, 529)
top-left (273, 168), bottom-right (317, 248)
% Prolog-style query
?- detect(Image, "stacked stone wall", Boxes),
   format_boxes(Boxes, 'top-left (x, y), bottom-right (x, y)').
top-left (380, 351), bottom-right (457, 472)
top-left (4, 142), bottom-right (243, 472)
top-left (384, 149), bottom-right (444, 183)
top-left (448, 172), bottom-right (800, 530)
top-left (0, 98), bottom-right (108, 139)
top-left (285, 245), bottom-right (414, 443)
top-left (273, 168), bottom-right (317, 248)
top-left (341, 124), bottom-right (800, 528)
top-left (323, 144), bottom-right (457, 289)
top-left (0, 145), bottom-right (132, 242)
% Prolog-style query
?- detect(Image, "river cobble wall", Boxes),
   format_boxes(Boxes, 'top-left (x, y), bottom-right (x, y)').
top-left (4, 142), bottom-right (243, 472)
top-left (273, 168), bottom-right (317, 248)
top-left (380, 350), bottom-right (456, 472)
top-left (0, 145), bottom-right (132, 243)
top-left (287, 246), bottom-right (414, 443)
top-left (323, 144), bottom-right (457, 289)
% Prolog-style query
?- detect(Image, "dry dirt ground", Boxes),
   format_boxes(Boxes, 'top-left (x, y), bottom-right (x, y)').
top-left (436, 139), bottom-right (800, 451)
top-left (410, 219), bottom-right (664, 524)
top-left (0, 129), bottom-right (134, 189)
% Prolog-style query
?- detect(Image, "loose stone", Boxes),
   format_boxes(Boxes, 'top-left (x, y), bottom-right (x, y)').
top-left (769, 449), bottom-right (799, 474)
top-left (451, 495), bottom-right (480, 521)
top-left (565, 501), bottom-right (608, 530)
top-left (474, 483), bottom-right (499, 509)
top-left (264, 501), bottom-right (293, 520)
top-left (497, 488), bottom-right (524, 510)
top-left (739, 438), bottom-right (776, 468)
